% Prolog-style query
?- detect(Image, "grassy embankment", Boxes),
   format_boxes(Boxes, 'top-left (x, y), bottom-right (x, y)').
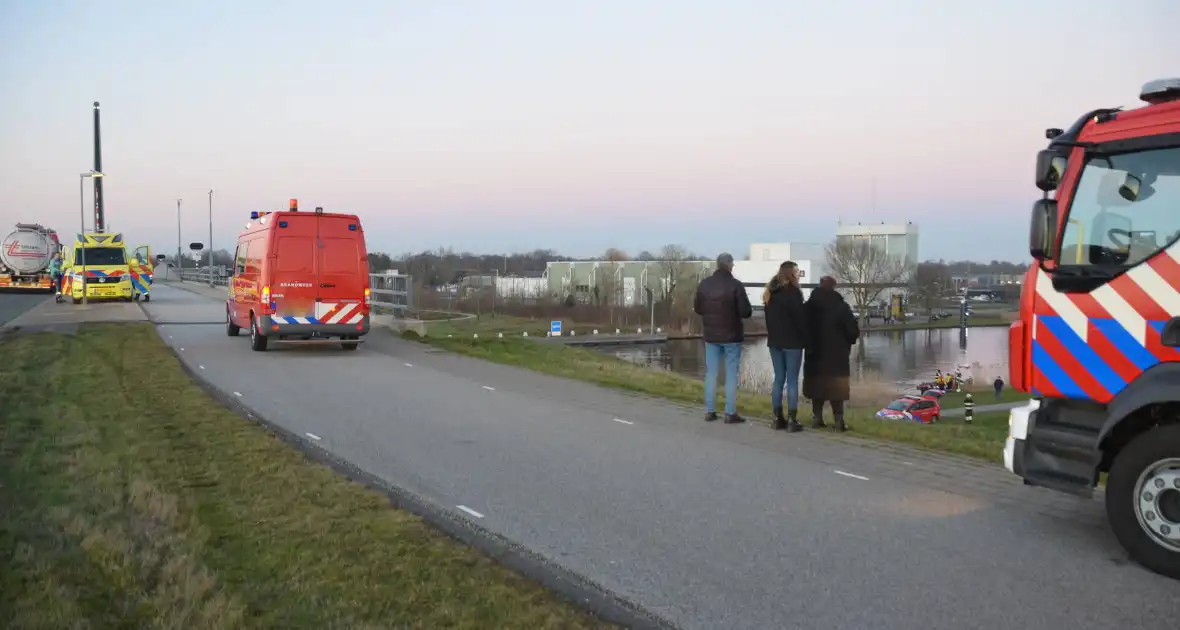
top-left (404, 315), bottom-right (1020, 462)
top-left (0, 324), bottom-right (613, 630)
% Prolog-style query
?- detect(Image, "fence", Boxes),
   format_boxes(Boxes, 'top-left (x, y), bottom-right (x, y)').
top-left (370, 273), bottom-right (413, 316)
top-left (171, 266), bottom-right (414, 317)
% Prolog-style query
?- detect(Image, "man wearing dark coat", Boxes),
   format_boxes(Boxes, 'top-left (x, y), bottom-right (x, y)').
top-left (802, 276), bottom-right (861, 432)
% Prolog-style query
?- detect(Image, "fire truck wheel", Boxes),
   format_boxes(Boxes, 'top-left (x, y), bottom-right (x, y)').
top-left (249, 314), bottom-right (268, 352)
top-left (1106, 423), bottom-right (1180, 580)
top-left (226, 307), bottom-right (240, 337)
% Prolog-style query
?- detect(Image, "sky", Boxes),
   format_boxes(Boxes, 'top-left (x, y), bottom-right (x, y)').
top-left (1, 0), bottom-right (1177, 263)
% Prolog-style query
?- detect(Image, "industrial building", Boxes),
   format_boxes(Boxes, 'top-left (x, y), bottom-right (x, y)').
top-left (543, 259), bottom-right (715, 306)
top-left (834, 221), bottom-right (920, 269)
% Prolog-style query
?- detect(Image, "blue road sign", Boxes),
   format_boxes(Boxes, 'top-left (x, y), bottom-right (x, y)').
top-left (550, 320), bottom-right (562, 336)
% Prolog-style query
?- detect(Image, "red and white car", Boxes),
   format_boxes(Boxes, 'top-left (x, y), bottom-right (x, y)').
top-left (876, 395), bottom-right (941, 424)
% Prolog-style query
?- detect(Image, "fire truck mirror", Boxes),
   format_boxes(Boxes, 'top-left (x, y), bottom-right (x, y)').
top-left (1117, 173), bottom-right (1153, 202)
top-left (1029, 199), bottom-right (1057, 261)
top-left (1035, 150), bottom-right (1067, 192)
top-left (155, 254), bottom-right (167, 261)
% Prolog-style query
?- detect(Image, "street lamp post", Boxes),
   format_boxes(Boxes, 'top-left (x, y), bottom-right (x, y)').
top-left (208, 189), bottom-right (214, 287)
top-left (176, 198), bottom-right (182, 280)
top-left (78, 171), bottom-right (103, 304)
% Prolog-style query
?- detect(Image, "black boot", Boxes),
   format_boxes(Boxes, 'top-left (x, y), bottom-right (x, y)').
top-left (786, 409), bottom-right (803, 433)
top-left (834, 413), bottom-right (847, 433)
top-left (705, 412), bottom-right (718, 422)
top-left (811, 410), bottom-right (826, 429)
top-left (772, 407), bottom-right (786, 431)
top-left (724, 413), bottom-right (746, 424)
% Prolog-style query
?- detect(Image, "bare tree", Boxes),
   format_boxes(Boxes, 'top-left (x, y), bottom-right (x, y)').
top-left (909, 262), bottom-right (952, 315)
top-left (603, 248), bottom-right (629, 263)
top-left (824, 239), bottom-right (909, 323)
top-left (653, 243), bottom-right (690, 303)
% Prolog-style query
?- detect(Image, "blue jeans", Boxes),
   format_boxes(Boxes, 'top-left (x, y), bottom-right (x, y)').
top-left (769, 347), bottom-right (803, 411)
top-left (704, 342), bottom-right (742, 415)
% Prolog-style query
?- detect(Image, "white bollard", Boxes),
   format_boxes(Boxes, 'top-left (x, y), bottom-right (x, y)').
top-left (615, 329), bottom-right (620, 334)
top-left (571, 331), bottom-right (576, 336)
top-left (593, 329), bottom-right (599, 335)
top-left (523, 332), bottom-right (529, 337)
top-left (473, 333), bottom-right (478, 338)
top-left (656, 327), bottom-right (662, 333)
top-left (638, 328), bottom-right (642, 334)
top-left (448, 334), bottom-right (453, 338)
top-left (498, 332), bottom-right (503, 338)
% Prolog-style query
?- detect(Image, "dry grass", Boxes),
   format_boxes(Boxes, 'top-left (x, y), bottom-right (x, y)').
top-left (0, 324), bottom-right (614, 630)
top-left (417, 334), bottom-right (1016, 462)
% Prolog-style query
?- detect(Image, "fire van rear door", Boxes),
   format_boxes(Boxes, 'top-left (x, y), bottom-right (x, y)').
top-left (313, 216), bottom-right (365, 326)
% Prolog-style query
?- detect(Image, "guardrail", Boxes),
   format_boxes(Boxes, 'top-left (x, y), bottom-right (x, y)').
top-left (371, 273), bottom-right (413, 316)
top-left (171, 267), bottom-right (414, 317)
top-left (177, 267), bottom-right (230, 286)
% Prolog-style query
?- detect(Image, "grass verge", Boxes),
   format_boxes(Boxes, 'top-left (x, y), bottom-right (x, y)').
top-left (0, 324), bottom-right (614, 630)
top-left (414, 333), bottom-right (1016, 462)
top-left (935, 387), bottom-right (1035, 410)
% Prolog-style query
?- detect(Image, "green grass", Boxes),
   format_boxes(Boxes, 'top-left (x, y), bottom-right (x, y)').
top-left (0, 324), bottom-right (614, 630)
top-left (415, 314), bottom-right (610, 339)
top-left (415, 333), bottom-right (1018, 462)
top-left (935, 387), bottom-right (1035, 410)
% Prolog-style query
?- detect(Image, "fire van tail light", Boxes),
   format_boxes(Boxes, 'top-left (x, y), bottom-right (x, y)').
top-left (363, 287), bottom-right (371, 307)
top-left (262, 286), bottom-right (271, 314)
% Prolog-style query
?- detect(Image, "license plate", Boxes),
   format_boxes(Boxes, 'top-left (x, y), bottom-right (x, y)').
top-left (93, 288), bottom-right (116, 296)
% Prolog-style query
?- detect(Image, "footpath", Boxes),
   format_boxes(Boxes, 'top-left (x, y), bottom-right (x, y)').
top-left (0, 295), bottom-right (146, 335)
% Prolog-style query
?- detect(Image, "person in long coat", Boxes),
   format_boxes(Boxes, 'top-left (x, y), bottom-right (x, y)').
top-left (802, 276), bottom-right (861, 432)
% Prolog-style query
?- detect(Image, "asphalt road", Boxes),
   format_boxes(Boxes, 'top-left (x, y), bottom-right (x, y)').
top-left (0, 291), bottom-right (51, 326)
top-left (143, 284), bottom-right (1177, 630)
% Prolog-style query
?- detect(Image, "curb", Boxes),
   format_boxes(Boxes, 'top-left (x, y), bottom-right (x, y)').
top-left (164, 332), bottom-right (679, 630)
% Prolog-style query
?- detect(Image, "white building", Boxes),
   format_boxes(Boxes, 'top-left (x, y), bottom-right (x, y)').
top-left (747, 242), bottom-right (826, 263)
top-left (834, 221), bottom-right (920, 269)
top-left (733, 258), bottom-right (817, 309)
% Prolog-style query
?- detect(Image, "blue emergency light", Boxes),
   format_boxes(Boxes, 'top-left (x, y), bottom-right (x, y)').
top-left (250, 211), bottom-right (260, 219)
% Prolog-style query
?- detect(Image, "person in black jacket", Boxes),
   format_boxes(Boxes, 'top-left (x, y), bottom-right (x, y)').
top-left (762, 261), bottom-right (807, 432)
top-left (802, 276), bottom-right (861, 432)
top-left (693, 252), bottom-right (753, 424)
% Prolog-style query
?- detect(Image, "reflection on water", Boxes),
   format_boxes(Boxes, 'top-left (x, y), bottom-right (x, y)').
top-left (605, 327), bottom-right (1008, 396)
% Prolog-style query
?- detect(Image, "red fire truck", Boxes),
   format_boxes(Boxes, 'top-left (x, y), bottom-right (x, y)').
top-left (1005, 77), bottom-right (1180, 579)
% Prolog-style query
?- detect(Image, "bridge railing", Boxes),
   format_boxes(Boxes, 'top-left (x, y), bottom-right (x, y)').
top-left (170, 266), bottom-right (413, 316)
top-left (370, 273), bottom-right (413, 317)
top-left (176, 266), bottom-right (230, 286)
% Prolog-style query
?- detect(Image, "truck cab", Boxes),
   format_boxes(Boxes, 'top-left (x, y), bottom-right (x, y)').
top-left (226, 199), bottom-right (371, 352)
top-left (63, 232), bottom-right (134, 303)
top-left (1004, 77), bottom-right (1180, 579)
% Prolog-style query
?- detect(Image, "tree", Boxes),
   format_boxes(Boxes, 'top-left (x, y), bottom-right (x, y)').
top-left (909, 261), bottom-right (952, 315)
top-left (824, 238), bottom-right (910, 323)
top-left (653, 243), bottom-right (690, 303)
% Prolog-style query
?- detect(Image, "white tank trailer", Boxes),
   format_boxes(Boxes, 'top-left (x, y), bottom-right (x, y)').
top-left (0, 223), bottom-right (62, 291)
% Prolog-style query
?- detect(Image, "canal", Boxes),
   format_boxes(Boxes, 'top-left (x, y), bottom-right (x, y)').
top-left (602, 325), bottom-right (1008, 398)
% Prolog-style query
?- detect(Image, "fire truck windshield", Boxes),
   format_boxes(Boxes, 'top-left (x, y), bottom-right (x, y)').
top-left (1058, 145), bottom-right (1180, 269)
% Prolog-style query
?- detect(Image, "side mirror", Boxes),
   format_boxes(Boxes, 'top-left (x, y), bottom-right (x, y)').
top-left (1119, 173), bottom-right (1152, 202)
top-left (1029, 199), bottom-right (1058, 260)
top-left (155, 254), bottom-right (166, 261)
top-left (1035, 150), bottom-right (1068, 192)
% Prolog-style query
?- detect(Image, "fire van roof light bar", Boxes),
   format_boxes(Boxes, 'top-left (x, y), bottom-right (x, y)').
top-left (1140, 77), bottom-right (1180, 105)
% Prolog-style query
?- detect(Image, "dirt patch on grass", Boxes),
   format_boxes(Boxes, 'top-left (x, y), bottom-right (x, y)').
top-left (0, 324), bottom-right (615, 630)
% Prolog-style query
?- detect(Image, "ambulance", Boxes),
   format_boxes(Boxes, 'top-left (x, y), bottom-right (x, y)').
top-left (62, 232), bottom-right (136, 303)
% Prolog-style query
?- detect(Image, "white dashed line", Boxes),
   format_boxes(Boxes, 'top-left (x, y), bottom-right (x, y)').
top-left (834, 470), bottom-right (870, 481)
top-left (199, 365), bottom-right (205, 370)
top-left (305, 432), bottom-right (322, 441)
top-left (612, 418), bottom-right (634, 425)
top-left (456, 505), bottom-right (485, 519)
top-left (179, 347), bottom-right (185, 351)
top-left (233, 391), bottom-right (242, 397)
top-left (482, 386), bottom-right (495, 391)
top-left (404, 363), bottom-right (413, 367)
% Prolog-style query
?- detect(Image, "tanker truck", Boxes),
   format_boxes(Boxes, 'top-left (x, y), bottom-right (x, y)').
top-left (0, 223), bottom-right (61, 292)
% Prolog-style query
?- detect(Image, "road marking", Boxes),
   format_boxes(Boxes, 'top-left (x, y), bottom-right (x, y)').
top-left (834, 470), bottom-right (870, 481)
top-left (404, 362), bottom-right (413, 367)
top-left (482, 385), bottom-right (495, 391)
top-left (613, 418), bottom-right (634, 425)
top-left (233, 391), bottom-right (242, 397)
top-left (180, 347), bottom-right (185, 351)
top-left (199, 365), bottom-right (205, 370)
top-left (457, 505), bottom-right (485, 519)
top-left (305, 432), bottom-right (322, 441)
